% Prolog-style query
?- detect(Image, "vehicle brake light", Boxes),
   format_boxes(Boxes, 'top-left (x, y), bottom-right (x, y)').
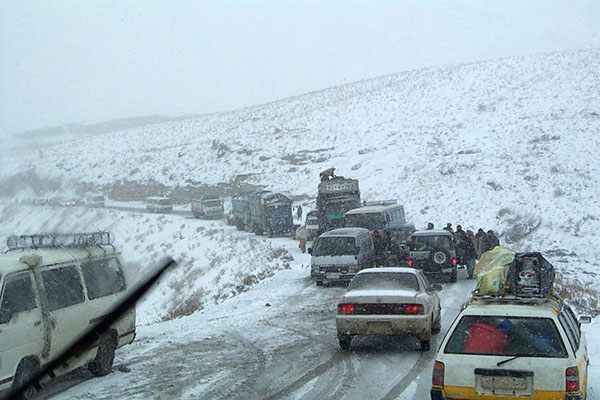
top-left (566, 366), bottom-right (579, 392)
top-left (408, 258), bottom-right (413, 266)
top-left (451, 257), bottom-right (457, 267)
top-left (338, 304), bottom-right (354, 314)
top-left (432, 361), bottom-right (444, 387)
top-left (403, 304), bottom-right (424, 314)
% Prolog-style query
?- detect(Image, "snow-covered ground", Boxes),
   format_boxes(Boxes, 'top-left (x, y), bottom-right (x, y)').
top-left (1, 49), bottom-right (599, 398)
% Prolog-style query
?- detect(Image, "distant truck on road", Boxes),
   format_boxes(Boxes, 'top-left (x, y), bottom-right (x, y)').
top-left (316, 170), bottom-right (361, 234)
top-left (191, 197), bottom-right (224, 219)
top-left (249, 191), bottom-right (293, 237)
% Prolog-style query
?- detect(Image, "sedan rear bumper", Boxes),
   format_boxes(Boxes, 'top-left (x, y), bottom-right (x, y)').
top-left (336, 314), bottom-right (431, 339)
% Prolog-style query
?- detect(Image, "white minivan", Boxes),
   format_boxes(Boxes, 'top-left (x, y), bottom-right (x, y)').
top-left (310, 228), bottom-right (376, 286)
top-left (0, 233), bottom-right (135, 397)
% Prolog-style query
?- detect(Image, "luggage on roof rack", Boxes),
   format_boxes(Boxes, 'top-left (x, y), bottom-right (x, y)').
top-left (473, 248), bottom-right (555, 299)
top-left (7, 232), bottom-right (113, 250)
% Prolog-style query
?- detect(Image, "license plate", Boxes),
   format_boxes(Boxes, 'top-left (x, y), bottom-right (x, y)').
top-left (325, 273), bottom-right (341, 280)
top-left (367, 321), bottom-right (392, 332)
top-left (480, 376), bottom-right (527, 390)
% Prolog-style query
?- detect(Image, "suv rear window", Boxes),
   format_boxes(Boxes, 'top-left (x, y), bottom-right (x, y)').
top-left (445, 315), bottom-right (567, 358)
top-left (409, 235), bottom-right (453, 251)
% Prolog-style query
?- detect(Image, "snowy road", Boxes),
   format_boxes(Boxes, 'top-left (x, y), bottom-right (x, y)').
top-left (51, 226), bottom-right (475, 400)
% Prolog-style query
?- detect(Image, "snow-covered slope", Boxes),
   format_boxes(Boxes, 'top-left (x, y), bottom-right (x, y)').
top-left (3, 49), bottom-right (600, 298)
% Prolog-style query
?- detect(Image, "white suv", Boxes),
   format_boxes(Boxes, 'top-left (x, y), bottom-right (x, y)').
top-left (0, 233), bottom-right (135, 397)
top-left (431, 295), bottom-right (590, 400)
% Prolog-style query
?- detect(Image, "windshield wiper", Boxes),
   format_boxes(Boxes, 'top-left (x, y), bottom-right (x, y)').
top-left (496, 355), bottom-right (520, 367)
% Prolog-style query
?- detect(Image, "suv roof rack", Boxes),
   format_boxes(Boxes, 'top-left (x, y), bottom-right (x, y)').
top-left (7, 232), bottom-right (113, 250)
top-left (362, 200), bottom-right (397, 206)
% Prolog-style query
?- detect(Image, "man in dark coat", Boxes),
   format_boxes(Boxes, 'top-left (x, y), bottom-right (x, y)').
top-left (427, 222), bottom-right (435, 230)
top-left (443, 223), bottom-right (453, 233)
top-left (476, 228), bottom-right (490, 258)
top-left (487, 230), bottom-right (500, 249)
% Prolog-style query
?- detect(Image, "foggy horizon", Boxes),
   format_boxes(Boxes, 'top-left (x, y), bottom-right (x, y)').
top-left (2, 0), bottom-right (599, 138)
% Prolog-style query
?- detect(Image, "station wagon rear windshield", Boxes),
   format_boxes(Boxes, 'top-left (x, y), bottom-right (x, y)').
top-left (444, 315), bottom-right (567, 358)
top-left (348, 272), bottom-right (419, 291)
top-left (312, 237), bottom-right (358, 256)
top-left (408, 235), bottom-right (453, 251)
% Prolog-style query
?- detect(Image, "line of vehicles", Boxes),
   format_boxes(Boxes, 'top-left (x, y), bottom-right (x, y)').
top-left (334, 251), bottom-right (591, 400)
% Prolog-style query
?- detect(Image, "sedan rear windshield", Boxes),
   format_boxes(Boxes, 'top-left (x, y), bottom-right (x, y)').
top-left (348, 272), bottom-right (419, 291)
top-left (312, 237), bottom-right (357, 256)
top-left (444, 315), bottom-right (567, 358)
top-left (408, 235), bottom-right (453, 251)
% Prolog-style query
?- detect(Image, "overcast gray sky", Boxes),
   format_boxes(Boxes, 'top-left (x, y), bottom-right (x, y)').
top-left (1, 0), bottom-right (599, 137)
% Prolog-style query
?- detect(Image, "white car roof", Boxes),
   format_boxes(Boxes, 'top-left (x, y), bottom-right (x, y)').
top-left (320, 228), bottom-right (369, 238)
top-left (0, 245), bottom-right (118, 277)
top-left (461, 297), bottom-right (561, 318)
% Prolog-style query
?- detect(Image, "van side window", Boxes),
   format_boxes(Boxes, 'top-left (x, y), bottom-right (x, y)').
top-left (0, 273), bottom-right (36, 323)
top-left (558, 306), bottom-right (580, 353)
top-left (42, 265), bottom-right (85, 311)
top-left (82, 258), bottom-right (126, 299)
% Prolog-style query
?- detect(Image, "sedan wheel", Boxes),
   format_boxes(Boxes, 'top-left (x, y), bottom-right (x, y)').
top-left (338, 334), bottom-right (352, 350)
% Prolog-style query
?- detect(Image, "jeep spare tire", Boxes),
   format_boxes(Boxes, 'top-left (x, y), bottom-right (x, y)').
top-left (433, 251), bottom-right (448, 265)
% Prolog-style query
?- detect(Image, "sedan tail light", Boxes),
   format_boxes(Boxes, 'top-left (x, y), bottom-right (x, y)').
top-left (566, 366), bottom-right (579, 393)
top-left (432, 361), bottom-right (444, 387)
top-left (337, 304), bottom-right (355, 314)
top-left (451, 257), bottom-right (457, 267)
top-left (404, 304), bottom-right (424, 314)
top-left (408, 258), bottom-right (413, 266)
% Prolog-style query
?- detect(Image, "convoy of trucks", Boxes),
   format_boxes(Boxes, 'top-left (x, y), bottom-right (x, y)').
top-left (230, 191), bottom-right (293, 236)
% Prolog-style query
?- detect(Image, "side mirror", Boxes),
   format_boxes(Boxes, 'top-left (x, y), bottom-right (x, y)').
top-left (579, 315), bottom-right (592, 325)
top-left (308, 248), bottom-right (312, 255)
top-left (431, 284), bottom-right (443, 292)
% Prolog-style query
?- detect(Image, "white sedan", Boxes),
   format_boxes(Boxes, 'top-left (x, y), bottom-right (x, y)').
top-left (336, 267), bottom-right (442, 351)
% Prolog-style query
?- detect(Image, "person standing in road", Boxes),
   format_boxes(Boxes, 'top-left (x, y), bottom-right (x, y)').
top-left (298, 226), bottom-right (308, 253)
top-left (487, 230), bottom-right (500, 249)
top-left (461, 228), bottom-right (478, 279)
top-left (443, 223), bottom-right (453, 233)
top-left (475, 228), bottom-right (490, 258)
top-left (466, 229), bottom-right (478, 257)
top-left (296, 205), bottom-right (303, 220)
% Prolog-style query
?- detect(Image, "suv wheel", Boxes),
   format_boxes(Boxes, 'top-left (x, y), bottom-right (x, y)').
top-left (89, 332), bottom-right (117, 377)
top-left (420, 339), bottom-right (431, 351)
top-left (13, 358), bottom-right (39, 400)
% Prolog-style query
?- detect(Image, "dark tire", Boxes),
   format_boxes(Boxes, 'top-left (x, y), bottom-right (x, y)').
top-left (338, 334), bottom-right (352, 350)
top-left (449, 269), bottom-right (457, 283)
top-left (420, 339), bottom-right (431, 352)
top-left (254, 225), bottom-right (263, 235)
top-left (315, 280), bottom-right (323, 286)
top-left (12, 358), bottom-right (39, 400)
top-left (267, 228), bottom-right (273, 238)
top-left (89, 332), bottom-right (117, 377)
top-left (432, 313), bottom-right (441, 334)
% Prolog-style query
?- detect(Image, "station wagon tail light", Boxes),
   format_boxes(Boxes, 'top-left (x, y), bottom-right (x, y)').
top-left (565, 366), bottom-right (579, 392)
top-left (432, 361), bottom-right (444, 387)
top-left (451, 257), bottom-right (457, 267)
top-left (403, 304), bottom-right (424, 314)
top-left (408, 258), bottom-right (413, 266)
top-left (338, 304), bottom-right (354, 314)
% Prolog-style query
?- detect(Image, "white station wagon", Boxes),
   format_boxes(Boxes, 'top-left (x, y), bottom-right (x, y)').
top-left (0, 233), bottom-right (135, 398)
top-left (336, 267), bottom-right (442, 351)
top-left (431, 295), bottom-right (590, 400)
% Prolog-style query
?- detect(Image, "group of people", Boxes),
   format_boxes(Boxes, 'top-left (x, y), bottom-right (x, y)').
top-left (427, 222), bottom-right (500, 279)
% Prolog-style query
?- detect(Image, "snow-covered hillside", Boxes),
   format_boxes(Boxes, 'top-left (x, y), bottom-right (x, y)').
top-left (3, 49), bottom-right (600, 302)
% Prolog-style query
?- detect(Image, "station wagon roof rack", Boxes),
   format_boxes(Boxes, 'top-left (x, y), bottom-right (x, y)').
top-left (7, 232), bottom-right (113, 250)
